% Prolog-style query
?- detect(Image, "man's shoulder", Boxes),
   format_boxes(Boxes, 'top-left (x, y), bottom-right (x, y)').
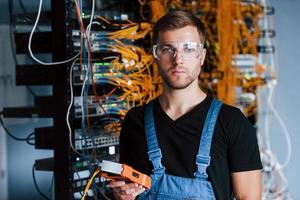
top-left (124, 98), bottom-right (158, 121)
top-left (217, 100), bottom-right (251, 125)
top-left (220, 102), bottom-right (244, 117)
top-left (205, 97), bottom-right (243, 119)
top-left (125, 105), bottom-right (145, 118)
top-left (219, 102), bottom-right (243, 116)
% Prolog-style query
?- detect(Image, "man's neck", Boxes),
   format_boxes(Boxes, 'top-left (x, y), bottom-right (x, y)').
top-left (159, 84), bottom-right (207, 121)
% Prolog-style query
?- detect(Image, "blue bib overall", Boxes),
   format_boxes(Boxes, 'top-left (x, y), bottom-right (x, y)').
top-left (138, 99), bottom-right (222, 200)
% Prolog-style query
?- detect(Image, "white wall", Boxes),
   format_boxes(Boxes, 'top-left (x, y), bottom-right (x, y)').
top-left (268, 0), bottom-right (300, 199)
top-left (0, 122), bottom-right (8, 200)
top-left (0, 24), bottom-right (26, 200)
top-left (0, 24), bottom-right (54, 200)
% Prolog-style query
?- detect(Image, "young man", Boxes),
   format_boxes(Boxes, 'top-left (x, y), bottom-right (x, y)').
top-left (109, 11), bottom-right (262, 200)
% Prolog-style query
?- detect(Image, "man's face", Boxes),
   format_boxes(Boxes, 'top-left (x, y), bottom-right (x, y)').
top-left (155, 26), bottom-right (206, 90)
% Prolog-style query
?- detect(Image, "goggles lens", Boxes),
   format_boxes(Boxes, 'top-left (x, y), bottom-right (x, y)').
top-left (153, 42), bottom-right (204, 60)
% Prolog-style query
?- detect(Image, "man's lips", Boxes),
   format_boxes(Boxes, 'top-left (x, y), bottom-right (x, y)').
top-left (170, 69), bottom-right (186, 74)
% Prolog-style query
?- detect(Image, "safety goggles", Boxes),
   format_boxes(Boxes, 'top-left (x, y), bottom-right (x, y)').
top-left (153, 41), bottom-right (204, 61)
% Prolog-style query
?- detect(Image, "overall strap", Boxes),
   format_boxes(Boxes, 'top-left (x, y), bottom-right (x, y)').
top-left (144, 102), bottom-right (165, 174)
top-left (195, 99), bottom-right (222, 179)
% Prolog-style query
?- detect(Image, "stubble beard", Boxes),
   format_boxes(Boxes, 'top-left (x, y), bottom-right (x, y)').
top-left (159, 64), bottom-right (200, 90)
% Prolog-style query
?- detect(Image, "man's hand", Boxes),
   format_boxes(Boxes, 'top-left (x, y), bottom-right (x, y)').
top-left (108, 181), bottom-right (145, 200)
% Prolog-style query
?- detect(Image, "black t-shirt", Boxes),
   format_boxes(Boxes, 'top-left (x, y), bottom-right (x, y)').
top-left (119, 95), bottom-right (262, 200)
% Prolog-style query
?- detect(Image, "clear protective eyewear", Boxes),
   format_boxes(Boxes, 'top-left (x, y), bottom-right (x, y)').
top-left (153, 41), bottom-right (204, 61)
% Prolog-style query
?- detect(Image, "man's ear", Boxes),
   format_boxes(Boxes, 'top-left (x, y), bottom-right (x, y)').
top-left (200, 48), bottom-right (207, 65)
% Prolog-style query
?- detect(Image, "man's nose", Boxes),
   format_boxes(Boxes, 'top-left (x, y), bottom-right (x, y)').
top-left (173, 50), bottom-right (184, 64)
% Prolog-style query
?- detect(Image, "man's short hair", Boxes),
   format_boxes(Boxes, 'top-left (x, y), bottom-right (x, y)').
top-left (152, 10), bottom-right (206, 44)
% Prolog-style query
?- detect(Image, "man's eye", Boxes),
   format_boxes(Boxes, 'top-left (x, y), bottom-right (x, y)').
top-left (161, 47), bottom-right (174, 54)
top-left (184, 48), bottom-right (196, 53)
